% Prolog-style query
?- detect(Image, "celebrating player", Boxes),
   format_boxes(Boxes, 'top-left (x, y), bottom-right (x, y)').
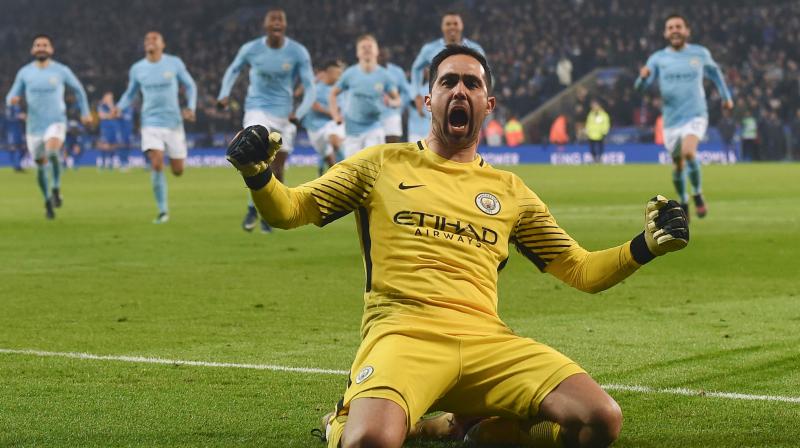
top-left (226, 45), bottom-right (690, 448)
top-left (635, 13), bottom-right (732, 219)
top-left (302, 60), bottom-right (345, 176)
top-left (217, 8), bottom-right (315, 233)
top-left (410, 12), bottom-right (484, 116)
top-left (116, 31), bottom-right (197, 224)
top-left (328, 34), bottom-right (400, 158)
top-left (5, 34), bottom-right (91, 219)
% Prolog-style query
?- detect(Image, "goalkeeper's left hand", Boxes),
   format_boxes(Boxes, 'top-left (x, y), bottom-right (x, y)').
top-left (226, 125), bottom-right (282, 183)
top-left (631, 194), bottom-right (689, 264)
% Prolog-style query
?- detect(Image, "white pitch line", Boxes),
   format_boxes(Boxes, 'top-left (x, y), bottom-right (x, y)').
top-left (0, 348), bottom-right (349, 376)
top-left (3, 348), bottom-right (799, 404)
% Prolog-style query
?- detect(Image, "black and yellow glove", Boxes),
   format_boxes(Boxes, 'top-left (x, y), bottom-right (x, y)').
top-left (226, 125), bottom-right (283, 189)
top-left (630, 195), bottom-right (689, 264)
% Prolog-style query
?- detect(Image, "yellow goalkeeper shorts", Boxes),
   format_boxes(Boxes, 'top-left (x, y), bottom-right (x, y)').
top-left (328, 324), bottom-right (585, 445)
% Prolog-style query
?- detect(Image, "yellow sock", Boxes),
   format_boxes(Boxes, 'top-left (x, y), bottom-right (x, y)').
top-left (464, 417), bottom-right (563, 447)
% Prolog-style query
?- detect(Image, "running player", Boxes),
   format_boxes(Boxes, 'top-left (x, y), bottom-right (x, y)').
top-left (302, 60), bottom-right (345, 176)
top-left (328, 34), bottom-right (400, 158)
top-left (5, 34), bottom-right (91, 219)
top-left (410, 12), bottom-right (484, 116)
top-left (406, 71), bottom-right (431, 143)
top-left (635, 13), bottom-right (732, 219)
top-left (226, 45), bottom-right (690, 448)
top-left (97, 91), bottom-right (120, 170)
top-left (216, 8), bottom-right (315, 233)
top-left (116, 31), bottom-right (197, 224)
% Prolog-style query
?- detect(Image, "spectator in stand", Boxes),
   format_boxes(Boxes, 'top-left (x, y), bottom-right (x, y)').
top-left (550, 113), bottom-right (569, 145)
top-left (789, 109), bottom-right (800, 161)
top-left (759, 110), bottom-right (787, 161)
top-left (504, 115), bottom-right (524, 147)
top-left (740, 110), bottom-right (759, 161)
top-left (586, 99), bottom-right (611, 163)
top-left (484, 117), bottom-right (504, 147)
top-left (717, 108), bottom-right (737, 161)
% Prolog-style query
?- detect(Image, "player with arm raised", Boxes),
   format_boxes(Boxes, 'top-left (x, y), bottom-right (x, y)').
top-left (116, 31), bottom-right (197, 224)
top-left (379, 48), bottom-right (411, 143)
top-left (5, 34), bottom-right (91, 219)
top-left (217, 8), bottom-right (315, 233)
top-left (635, 13), bottom-right (733, 220)
top-left (227, 46), bottom-right (689, 448)
top-left (328, 34), bottom-right (400, 158)
top-left (410, 12), bottom-right (484, 117)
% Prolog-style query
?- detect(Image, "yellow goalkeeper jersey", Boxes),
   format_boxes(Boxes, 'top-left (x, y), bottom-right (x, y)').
top-left (252, 140), bottom-right (643, 337)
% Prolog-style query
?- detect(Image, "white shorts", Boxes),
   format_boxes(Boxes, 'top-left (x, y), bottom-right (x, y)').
top-left (141, 126), bottom-right (188, 159)
top-left (26, 122), bottom-right (66, 159)
top-left (664, 117), bottom-right (708, 155)
top-left (382, 114), bottom-right (403, 137)
top-left (243, 109), bottom-right (297, 153)
top-left (308, 120), bottom-right (345, 156)
top-left (344, 127), bottom-right (386, 158)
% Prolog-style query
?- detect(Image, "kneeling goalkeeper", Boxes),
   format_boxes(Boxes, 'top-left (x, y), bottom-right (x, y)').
top-left (226, 45), bottom-right (689, 448)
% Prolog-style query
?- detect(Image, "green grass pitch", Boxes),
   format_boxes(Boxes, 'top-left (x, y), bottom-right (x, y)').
top-left (1, 162), bottom-right (798, 447)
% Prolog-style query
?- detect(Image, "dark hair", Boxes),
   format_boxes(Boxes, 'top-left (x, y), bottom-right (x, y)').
top-left (429, 45), bottom-right (493, 93)
top-left (356, 33), bottom-right (377, 44)
top-left (321, 59), bottom-right (343, 70)
top-left (32, 33), bottom-right (52, 44)
top-left (442, 11), bottom-right (462, 18)
top-left (665, 13), bottom-right (689, 28)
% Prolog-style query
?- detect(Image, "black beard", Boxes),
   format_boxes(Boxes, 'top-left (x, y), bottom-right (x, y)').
top-left (34, 54), bottom-right (49, 62)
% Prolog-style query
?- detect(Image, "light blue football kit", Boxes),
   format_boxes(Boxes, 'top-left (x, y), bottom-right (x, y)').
top-left (6, 60), bottom-right (90, 203)
top-left (410, 38), bottom-right (485, 96)
top-left (336, 64), bottom-right (397, 157)
top-left (218, 36), bottom-right (315, 152)
top-left (381, 62), bottom-right (411, 136)
top-left (117, 53), bottom-right (197, 217)
top-left (635, 43), bottom-right (732, 205)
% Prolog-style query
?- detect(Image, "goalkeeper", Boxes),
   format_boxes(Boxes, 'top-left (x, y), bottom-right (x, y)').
top-left (227, 45), bottom-right (689, 448)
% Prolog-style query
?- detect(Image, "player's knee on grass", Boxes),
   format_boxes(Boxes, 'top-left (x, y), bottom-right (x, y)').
top-left (581, 398), bottom-right (622, 446)
top-left (340, 397), bottom-right (407, 448)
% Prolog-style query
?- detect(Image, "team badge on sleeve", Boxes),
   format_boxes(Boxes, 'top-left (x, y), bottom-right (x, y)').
top-left (355, 366), bottom-right (374, 384)
top-left (475, 193), bottom-right (501, 215)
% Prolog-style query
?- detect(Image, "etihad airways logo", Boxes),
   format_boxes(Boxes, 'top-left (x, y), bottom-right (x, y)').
top-left (393, 210), bottom-right (498, 247)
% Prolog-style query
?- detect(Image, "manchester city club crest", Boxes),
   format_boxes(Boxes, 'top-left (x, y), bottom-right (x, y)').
top-left (282, 62), bottom-right (291, 71)
top-left (162, 71), bottom-right (174, 79)
top-left (355, 365), bottom-right (374, 384)
top-left (475, 193), bottom-right (501, 215)
top-left (374, 82), bottom-right (384, 92)
top-left (690, 57), bottom-right (701, 67)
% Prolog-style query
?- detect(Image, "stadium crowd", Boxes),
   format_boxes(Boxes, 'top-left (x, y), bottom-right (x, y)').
top-left (2, 0), bottom-right (799, 159)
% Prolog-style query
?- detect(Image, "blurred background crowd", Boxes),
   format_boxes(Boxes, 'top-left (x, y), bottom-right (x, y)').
top-left (2, 0), bottom-right (798, 160)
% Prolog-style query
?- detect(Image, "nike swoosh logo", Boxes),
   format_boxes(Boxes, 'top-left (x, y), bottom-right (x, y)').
top-left (398, 182), bottom-right (425, 190)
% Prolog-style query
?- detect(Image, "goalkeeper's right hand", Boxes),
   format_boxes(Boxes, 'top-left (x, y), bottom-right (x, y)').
top-left (226, 125), bottom-right (282, 183)
top-left (631, 194), bottom-right (689, 265)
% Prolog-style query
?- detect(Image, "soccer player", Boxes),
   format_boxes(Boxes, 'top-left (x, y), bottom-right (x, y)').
top-left (226, 45), bottom-right (690, 448)
top-left (410, 12), bottom-right (484, 116)
top-left (379, 49), bottom-right (411, 143)
top-left (328, 34), bottom-right (400, 158)
top-left (5, 102), bottom-right (27, 172)
top-left (5, 34), bottom-right (91, 219)
top-left (97, 91), bottom-right (120, 170)
top-left (216, 8), bottom-right (315, 233)
top-left (116, 31), bottom-right (197, 224)
top-left (635, 13), bottom-right (732, 219)
top-left (302, 60), bottom-right (345, 176)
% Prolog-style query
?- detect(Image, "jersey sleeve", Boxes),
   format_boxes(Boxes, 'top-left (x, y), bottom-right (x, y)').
top-left (250, 145), bottom-right (383, 228)
top-left (176, 58), bottom-right (198, 111)
top-left (701, 47), bottom-right (732, 102)
top-left (116, 65), bottom-right (140, 111)
top-left (335, 68), bottom-right (351, 92)
top-left (634, 53), bottom-right (659, 91)
top-left (5, 69), bottom-right (25, 106)
top-left (510, 176), bottom-right (642, 293)
top-left (63, 66), bottom-right (90, 116)
top-left (293, 45), bottom-right (316, 119)
top-left (217, 42), bottom-right (251, 100)
top-left (410, 43), bottom-right (431, 97)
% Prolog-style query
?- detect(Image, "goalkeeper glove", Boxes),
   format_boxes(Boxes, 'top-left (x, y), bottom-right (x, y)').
top-left (631, 194), bottom-right (689, 264)
top-left (226, 125), bottom-right (283, 189)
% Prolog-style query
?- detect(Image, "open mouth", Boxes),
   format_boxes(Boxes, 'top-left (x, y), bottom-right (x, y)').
top-left (448, 107), bottom-right (469, 131)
